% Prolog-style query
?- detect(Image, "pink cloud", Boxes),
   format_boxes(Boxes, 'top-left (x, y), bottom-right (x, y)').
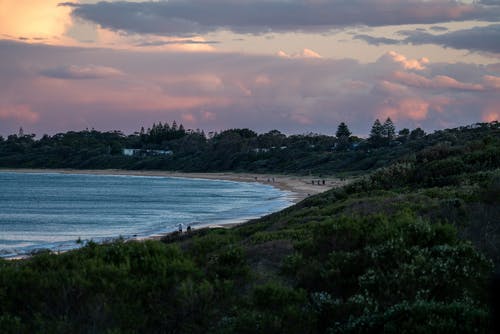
top-left (391, 71), bottom-right (484, 91)
top-left (483, 111), bottom-right (499, 123)
top-left (378, 98), bottom-right (430, 121)
top-left (181, 113), bottom-right (196, 123)
top-left (0, 105), bottom-right (39, 124)
top-left (1, 42), bottom-right (498, 136)
top-left (277, 48), bottom-right (322, 59)
top-left (291, 113), bottom-right (313, 125)
top-left (381, 51), bottom-right (429, 71)
top-left (202, 111), bottom-right (216, 121)
top-left (482, 75), bottom-right (500, 90)
top-left (374, 80), bottom-right (409, 95)
top-left (255, 74), bottom-right (271, 86)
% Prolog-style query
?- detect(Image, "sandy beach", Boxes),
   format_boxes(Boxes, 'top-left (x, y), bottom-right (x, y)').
top-left (0, 168), bottom-right (349, 203)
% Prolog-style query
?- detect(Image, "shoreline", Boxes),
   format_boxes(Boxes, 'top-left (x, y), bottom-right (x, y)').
top-left (0, 168), bottom-right (348, 203)
top-left (0, 168), bottom-right (349, 259)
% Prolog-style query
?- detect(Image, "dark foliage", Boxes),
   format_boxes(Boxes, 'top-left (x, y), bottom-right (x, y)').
top-left (2, 121), bottom-right (497, 175)
top-left (0, 121), bottom-right (499, 332)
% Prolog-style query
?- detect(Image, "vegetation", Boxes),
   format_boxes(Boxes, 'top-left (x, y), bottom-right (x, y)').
top-left (2, 121), bottom-right (496, 175)
top-left (0, 121), bottom-right (499, 332)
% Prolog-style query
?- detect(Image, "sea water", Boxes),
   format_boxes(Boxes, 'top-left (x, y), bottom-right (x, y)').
top-left (0, 172), bottom-right (293, 258)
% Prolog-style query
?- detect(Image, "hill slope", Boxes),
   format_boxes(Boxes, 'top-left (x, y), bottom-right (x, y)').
top-left (0, 122), bottom-right (499, 333)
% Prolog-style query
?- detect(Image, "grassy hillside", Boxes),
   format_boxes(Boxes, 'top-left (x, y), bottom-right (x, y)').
top-left (0, 122), bottom-right (499, 333)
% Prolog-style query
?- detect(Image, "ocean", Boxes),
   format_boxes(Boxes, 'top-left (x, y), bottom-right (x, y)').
top-left (0, 172), bottom-right (293, 258)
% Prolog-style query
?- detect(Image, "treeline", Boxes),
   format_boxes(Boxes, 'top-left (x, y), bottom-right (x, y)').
top-left (1, 120), bottom-right (499, 332)
top-left (0, 120), bottom-right (497, 175)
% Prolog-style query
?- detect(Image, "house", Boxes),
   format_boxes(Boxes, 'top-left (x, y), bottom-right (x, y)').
top-left (123, 148), bottom-right (139, 156)
top-left (122, 148), bottom-right (173, 157)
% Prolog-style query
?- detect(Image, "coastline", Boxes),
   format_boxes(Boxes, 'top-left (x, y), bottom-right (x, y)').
top-left (0, 168), bottom-right (348, 203)
top-left (0, 168), bottom-right (349, 258)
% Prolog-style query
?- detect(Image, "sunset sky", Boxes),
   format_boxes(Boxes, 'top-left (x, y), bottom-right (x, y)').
top-left (1, 0), bottom-right (499, 136)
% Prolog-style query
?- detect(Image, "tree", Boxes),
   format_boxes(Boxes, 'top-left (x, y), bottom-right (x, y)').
top-left (369, 119), bottom-right (384, 147)
top-left (335, 122), bottom-right (352, 151)
top-left (258, 130), bottom-right (285, 148)
top-left (336, 122), bottom-right (351, 138)
top-left (398, 128), bottom-right (410, 137)
top-left (410, 127), bottom-right (426, 140)
top-left (383, 117), bottom-right (396, 141)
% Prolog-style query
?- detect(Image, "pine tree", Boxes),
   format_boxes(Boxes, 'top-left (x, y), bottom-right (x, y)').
top-left (335, 122), bottom-right (352, 151)
top-left (369, 119), bottom-right (384, 147)
top-left (383, 117), bottom-right (396, 140)
top-left (336, 122), bottom-right (351, 138)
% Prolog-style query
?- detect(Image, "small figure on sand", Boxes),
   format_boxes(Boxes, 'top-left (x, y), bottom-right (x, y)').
top-left (178, 223), bottom-right (183, 232)
top-left (187, 225), bottom-right (192, 232)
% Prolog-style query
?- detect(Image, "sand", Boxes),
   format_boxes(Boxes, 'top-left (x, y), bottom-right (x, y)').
top-left (0, 168), bottom-right (349, 203)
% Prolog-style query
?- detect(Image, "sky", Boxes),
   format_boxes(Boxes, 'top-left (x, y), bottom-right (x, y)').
top-left (1, 0), bottom-right (499, 137)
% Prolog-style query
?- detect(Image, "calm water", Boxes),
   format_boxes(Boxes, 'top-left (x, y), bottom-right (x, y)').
top-left (0, 172), bottom-right (293, 258)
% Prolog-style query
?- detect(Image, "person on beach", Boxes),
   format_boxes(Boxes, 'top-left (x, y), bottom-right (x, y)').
top-left (178, 223), bottom-right (183, 232)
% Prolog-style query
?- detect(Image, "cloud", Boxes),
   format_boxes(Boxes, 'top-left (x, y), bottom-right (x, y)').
top-left (403, 24), bottom-right (500, 54)
top-left (357, 24), bottom-right (500, 54)
top-left (378, 97), bottom-right (431, 121)
top-left (429, 26), bottom-right (449, 32)
top-left (135, 39), bottom-right (219, 47)
top-left (0, 0), bottom-right (72, 43)
top-left (378, 51), bottom-right (429, 70)
top-left (1, 40), bottom-right (498, 136)
top-left (277, 48), bottom-right (322, 59)
top-left (354, 34), bottom-right (400, 45)
top-left (479, 0), bottom-right (500, 5)
top-left (62, 0), bottom-right (500, 36)
top-left (39, 65), bottom-right (124, 79)
top-left (483, 110), bottom-right (499, 122)
top-left (0, 105), bottom-right (39, 124)
top-left (483, 75), bottom-right (500, 89)
top-left (391, 71), bottom-right (484, 91)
